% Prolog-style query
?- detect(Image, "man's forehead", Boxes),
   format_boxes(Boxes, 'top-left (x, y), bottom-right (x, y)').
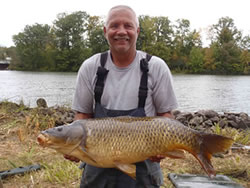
top-left (107, 8), bottom-right (136, 24)
top-left (109, 8), bottom-right (135, 18)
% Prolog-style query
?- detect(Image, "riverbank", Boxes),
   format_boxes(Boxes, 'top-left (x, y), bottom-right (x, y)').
top-left (0, 100), bottom-right (249, 187)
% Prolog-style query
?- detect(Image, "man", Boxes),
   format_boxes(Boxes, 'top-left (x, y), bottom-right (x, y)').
top-left (67, 5), bottom-right (178, 188)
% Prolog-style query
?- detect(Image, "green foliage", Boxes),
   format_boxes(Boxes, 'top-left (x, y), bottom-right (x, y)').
top-left (87, 16), bottom-right (109, 54)
top-left (212, 124), bottom-right (250, 145)
top-left (187, 47), bottom-right (204, 73)
top-left (4, 12), bottom-right (249, 74)
top-left (208, 17), bottom-right (245, 74)
top-left (0, 47), bottom-right (7, 60)
top-left (53, 11), bottom-right (90, 71)
top-left (137, 15), bottom-right (156, 50)
top-left (13, 24), bottom-right (53, 70)
top-left (43, 160), bottom-right (81, 184)
top-left (203, 47), bottom-right (216, 73)
top-left (240, 50), bottom-right (250, 74)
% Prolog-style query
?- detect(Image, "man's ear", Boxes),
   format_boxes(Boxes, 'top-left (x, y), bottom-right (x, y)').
top-left (137, 27), bottom-right (140, 35)
top-left (103, 27), bottom-right (107, 38)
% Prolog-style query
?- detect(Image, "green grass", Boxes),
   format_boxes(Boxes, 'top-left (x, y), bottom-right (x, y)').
top-left (212, 123), bottom-right (250, 145)
top-left (42, 160), bottom-right (82, 184)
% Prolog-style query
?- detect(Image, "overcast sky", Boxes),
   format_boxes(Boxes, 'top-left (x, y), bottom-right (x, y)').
top-left (1, 0), bottom-right (249, 47)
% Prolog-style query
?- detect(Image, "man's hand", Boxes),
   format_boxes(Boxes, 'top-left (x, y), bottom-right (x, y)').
top-left (149, 155), bottom-right (166, 163)
top-left (64, 154), bottom-right (80, 162)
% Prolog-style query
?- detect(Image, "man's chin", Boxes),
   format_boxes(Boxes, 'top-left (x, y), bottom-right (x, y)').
top-left (113, 47), bottom-right (129, 54)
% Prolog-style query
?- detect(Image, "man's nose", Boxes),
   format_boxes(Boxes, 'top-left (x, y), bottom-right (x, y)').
top-left (117, 26), bottom-right (126, 34)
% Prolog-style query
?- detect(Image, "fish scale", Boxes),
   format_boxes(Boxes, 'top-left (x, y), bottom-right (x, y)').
top-left (86, 117), bottom-right (195, 162)
top-left (37, 116), bottom-right (233, 178)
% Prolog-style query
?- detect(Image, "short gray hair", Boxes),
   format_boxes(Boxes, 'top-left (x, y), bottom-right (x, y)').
top-left (105, 5), bottom-right (139, 28)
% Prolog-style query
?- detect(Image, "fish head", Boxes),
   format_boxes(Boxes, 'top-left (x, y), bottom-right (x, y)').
top-left (37, 120), bottom-right (87, 152)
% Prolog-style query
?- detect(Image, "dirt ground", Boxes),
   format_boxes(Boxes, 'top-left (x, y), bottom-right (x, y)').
top-left (0, 102), bottom-right (249, 188)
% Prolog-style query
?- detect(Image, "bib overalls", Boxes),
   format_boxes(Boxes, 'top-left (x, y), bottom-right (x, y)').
top-left (80, 52), bottom-right (163, 188)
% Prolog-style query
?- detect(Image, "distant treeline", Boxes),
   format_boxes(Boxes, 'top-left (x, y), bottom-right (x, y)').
top-left (0, 11), bottom-right (249, 74)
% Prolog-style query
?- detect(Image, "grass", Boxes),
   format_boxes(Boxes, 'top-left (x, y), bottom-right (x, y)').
top-left (213, 123), bottom-right (250, 145)
top-left (0, 101), bottom-right (249, 188)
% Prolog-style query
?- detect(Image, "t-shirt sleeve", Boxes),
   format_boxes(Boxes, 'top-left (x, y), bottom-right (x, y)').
top-left (150, 57), bottom-right (178, 113)
top-left (72, 60), bottom-right (95, 114)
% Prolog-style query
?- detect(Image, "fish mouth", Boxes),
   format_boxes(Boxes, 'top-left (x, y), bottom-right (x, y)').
top-left (37, 133), bottom-right (50, 147)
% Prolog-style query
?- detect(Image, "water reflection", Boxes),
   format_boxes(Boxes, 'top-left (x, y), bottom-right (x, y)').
top-left (0, 71), bottom-right (250, 114)
top-left (173, 74), bottom-right (250, 113)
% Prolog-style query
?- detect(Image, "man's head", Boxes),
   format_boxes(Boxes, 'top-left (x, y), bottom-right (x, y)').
top-left (104, 5), bottom-right (140, 55)
top-left (105, 5), bottom-right (139, 28)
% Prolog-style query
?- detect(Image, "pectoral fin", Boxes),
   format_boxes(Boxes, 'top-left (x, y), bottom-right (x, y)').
top-left (114, 162), bottom-right (136, 179)
top-left (80, 146), bottom-right (98, 164)
top-left (164, 149), bottom-right (185, 159)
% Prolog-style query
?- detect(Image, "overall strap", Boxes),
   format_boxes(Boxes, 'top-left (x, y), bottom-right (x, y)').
top-left (138, 54), bottom-right (152, 108)
top-left (94, 52), bottom-right (109, 103)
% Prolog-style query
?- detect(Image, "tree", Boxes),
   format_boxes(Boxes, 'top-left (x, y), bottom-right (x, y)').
top-left (173, 19), bottom-right (202, 55)
top-left (13, 24), bottom-right (52, 70)
top-left (240, 35), bottom-right (250, 50)
top-left (137, 15), bottom-right (156, 51)
top-left (209, 17), bottom-right (243, 74)
top-left (0, 47), bottom-right (7, 60)
top-left (137, 16), bottom-right (174, 65)
top-left (87, 16), bottom-right (109, 54)
top-left (203, 47), bottom-right (216, 73)
top-left (187, 47), bottom-right (204, 73)
top-left (240, 50), bottom-right (250, 74)
top-left (171, 19), bottom-right (202, 70)
top-left (53, 11), bottom-right (90, 71)
top-left (153, 16), bottom-right (173, 46)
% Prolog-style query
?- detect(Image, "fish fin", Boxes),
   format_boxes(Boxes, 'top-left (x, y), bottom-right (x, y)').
top-left (67, 140), bottom-right (82, 155)
top-left (194, 133), bottom-right (234, 177)
top-left (163, 149), bottom-right (185, 159)
top-left (114, 162), bottom-right (136, 179)
top-left (66, 139), bottom-right (98, 164)
top-left (80, 147), bottom-right (98, 164)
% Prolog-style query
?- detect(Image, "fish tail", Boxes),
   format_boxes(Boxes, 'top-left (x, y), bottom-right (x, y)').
top-left (193, 133), bottom-right (234, 177)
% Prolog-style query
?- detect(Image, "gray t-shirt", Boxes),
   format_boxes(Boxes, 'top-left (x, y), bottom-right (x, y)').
top-left (72, 50), bottom-right (178, 116)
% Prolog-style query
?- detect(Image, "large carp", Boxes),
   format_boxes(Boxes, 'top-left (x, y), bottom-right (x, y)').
top-left (37, 116), bottom-right (233, 178)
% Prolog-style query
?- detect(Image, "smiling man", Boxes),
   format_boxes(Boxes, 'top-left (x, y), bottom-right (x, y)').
top-left (68, 5), bottom-right (178, 188)
top-left (103, 6), bottom-right (139, 67)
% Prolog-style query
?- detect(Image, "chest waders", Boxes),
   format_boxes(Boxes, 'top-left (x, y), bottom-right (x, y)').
top-left (80, 52), bottom-right (163, 188)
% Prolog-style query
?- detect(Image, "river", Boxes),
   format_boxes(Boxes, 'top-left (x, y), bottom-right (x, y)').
top-left (0, 71), bottom-right (250, 114)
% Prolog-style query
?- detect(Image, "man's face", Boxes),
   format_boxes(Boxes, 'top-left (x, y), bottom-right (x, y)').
top-left (104, 8), bottom-right (139, 54)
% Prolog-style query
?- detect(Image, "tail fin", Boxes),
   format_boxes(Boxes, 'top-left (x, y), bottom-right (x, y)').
top-left (194, 133), bottom-right (234, 177)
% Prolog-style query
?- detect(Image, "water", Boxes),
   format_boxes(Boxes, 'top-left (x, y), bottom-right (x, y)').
top-left (0, 71), bottom-right (250, 114)
top-left (0, 71), bottom-right (76, 107)
top-left (173, 74), bottom-right (250, 114)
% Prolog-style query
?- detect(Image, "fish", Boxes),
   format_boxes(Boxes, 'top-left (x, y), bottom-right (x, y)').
top-left (37, 116), bottom-right (233, 179)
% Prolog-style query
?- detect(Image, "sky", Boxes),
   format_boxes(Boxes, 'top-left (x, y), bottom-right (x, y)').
top-left (1, 0), bottom-right (249, 47)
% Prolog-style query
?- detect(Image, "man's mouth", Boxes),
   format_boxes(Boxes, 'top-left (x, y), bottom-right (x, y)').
top-left (114, 37), bottom-right (129, 41)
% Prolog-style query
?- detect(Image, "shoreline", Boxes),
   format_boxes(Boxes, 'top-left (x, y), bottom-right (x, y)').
top-left (1, 99), bottom-right (249, 131)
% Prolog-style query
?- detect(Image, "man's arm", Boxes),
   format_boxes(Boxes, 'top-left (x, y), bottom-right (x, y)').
top-left (64, 112), bottom-right (93, 162)
top-left (74, 112), bottom-right (93, 120)
top-left (157, 111), bottom-right (174, 118)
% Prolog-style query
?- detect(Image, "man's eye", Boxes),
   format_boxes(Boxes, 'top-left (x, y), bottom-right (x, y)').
top-left (125, 24), bottom-right (134, 29)
top-left (111, 24), bottom-right (118, 28)
top-left (125, 24), bottom-right (132, 28)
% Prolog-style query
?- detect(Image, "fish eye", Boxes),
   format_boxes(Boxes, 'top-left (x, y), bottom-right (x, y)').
top-left (57, 127), bottom-right (63, 132)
